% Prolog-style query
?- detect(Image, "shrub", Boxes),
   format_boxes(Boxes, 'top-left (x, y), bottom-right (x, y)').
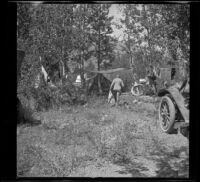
top-left (30, 85), bottom-right (52, 111)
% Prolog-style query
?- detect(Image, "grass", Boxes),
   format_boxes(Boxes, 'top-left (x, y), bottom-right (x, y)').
top-left (17, 96), bottom-right (137, 176)
top-left (17, 94), bottom-right (188, 177)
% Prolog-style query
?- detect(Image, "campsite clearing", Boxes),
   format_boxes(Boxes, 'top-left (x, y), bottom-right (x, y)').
top-left (17, 94), bottom-right (188, 177)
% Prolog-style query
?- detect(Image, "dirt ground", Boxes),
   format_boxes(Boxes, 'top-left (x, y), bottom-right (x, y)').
top-left (17, 93), bottom-right (189, 177)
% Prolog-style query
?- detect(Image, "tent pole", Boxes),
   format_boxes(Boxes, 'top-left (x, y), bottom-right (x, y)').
top-left (98, 74), bottom-right (103, 95)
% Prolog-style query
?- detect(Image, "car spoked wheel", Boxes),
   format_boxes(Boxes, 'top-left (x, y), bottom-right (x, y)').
top-left (159, 96), bottom-right (176, 134)
top-left (160, 102), bottom-right (170, 129)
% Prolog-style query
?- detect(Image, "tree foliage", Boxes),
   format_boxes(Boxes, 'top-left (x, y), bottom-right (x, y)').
top-left (17, 3), bottom-right (118, 103)
top-left (115, 4), bottom-right (189, 80)
top-left (17, 3), bottom-right (190, 99)
top-left (17, 4), bottom-right (116, 73)
top-left (87, 4), bottom-right (116, 70)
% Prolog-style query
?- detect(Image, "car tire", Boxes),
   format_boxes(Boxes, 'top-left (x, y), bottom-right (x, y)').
top-left (159, 95), bottom-right (177, 134)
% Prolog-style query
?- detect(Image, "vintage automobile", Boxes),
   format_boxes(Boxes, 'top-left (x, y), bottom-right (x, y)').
top-left (157, 74), bottom-right (189, 138)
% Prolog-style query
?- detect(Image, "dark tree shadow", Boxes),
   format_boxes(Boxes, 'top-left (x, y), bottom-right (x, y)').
top-left (113, 157), bottom-right (149, 177)
top-left (149, 136), bottom-right (189, 178)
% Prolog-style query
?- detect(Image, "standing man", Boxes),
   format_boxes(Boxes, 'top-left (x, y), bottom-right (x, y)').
top-left (110, 74), bottom-right (124, 106)
top-left (147, 65), bottom-right (157, 94)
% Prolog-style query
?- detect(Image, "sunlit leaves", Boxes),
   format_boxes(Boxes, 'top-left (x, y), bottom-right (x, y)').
top-left (118, 4), bottom-right (189, 71)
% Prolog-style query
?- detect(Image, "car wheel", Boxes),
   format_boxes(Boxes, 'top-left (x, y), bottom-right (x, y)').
top-left (159, 95), bottom-right (176, 134)
top-left (131, 85), bottom-right (143, 96)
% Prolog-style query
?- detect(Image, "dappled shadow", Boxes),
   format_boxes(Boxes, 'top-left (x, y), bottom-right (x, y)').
top-left (113, 157), bottom-right (149, 177)
top-left (150, 136), bottom-right (189, 177)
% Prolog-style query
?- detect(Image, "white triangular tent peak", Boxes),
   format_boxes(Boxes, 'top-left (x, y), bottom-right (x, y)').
top-left (41, 65), bottom-right (48, 82)
top-left (75, 75), bottom-right (81, 83)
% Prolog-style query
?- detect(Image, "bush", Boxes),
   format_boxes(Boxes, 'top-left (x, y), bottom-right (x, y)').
top-left (34, 85), bottom-right (52, 111)
top-left (34, 82), bottom-right (87, 111)
top-left (18, 54), bottom-right (87, 111)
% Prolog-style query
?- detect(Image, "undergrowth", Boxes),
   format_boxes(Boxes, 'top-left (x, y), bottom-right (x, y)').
top-left (17, 95), bottom-right (188, 177)
top-left (17, 99), bottom-right (139, 177)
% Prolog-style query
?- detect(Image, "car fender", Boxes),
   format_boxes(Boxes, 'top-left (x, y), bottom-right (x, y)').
top-left (158, 87), bottom-right (189, 122)
top-left (157, 88), bottom-right (170, 97)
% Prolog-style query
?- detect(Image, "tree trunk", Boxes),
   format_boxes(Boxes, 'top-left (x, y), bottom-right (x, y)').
top-left (98, 28), bottom-right (101, 71)
top-left (127, 33), bottom-right (133, 68)
top-left (97, 74), bottom-right (103, 95)
top-left (82, 4), bottom-right (86, 89)
top-left (80, 50), bottom-right (85, 88)
top-left (97, 8), bottom-right (102, 94)
top-left (143, 5), bottom-right (152, 66)
top-left (60, 18), bottom-right (65, 85)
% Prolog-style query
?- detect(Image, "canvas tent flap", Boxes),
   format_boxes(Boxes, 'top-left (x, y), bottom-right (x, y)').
top-left (102, 68), bottom-right (133, 82)
top-left (84, 68), bottom-right (127, 74)
top-left (86, 73), bottom-right (111, 94)
top-left (84, 68), bottom-right (134, 94)
top-left (84, 68), bottom-right (132, 82)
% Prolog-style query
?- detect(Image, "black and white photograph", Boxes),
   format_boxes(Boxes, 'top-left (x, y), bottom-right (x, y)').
top-left (17, 2), bottom-right (190, 177)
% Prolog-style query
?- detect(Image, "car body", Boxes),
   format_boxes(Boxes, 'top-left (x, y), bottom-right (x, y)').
top-left (157, 79), bottom-right (189, 138)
